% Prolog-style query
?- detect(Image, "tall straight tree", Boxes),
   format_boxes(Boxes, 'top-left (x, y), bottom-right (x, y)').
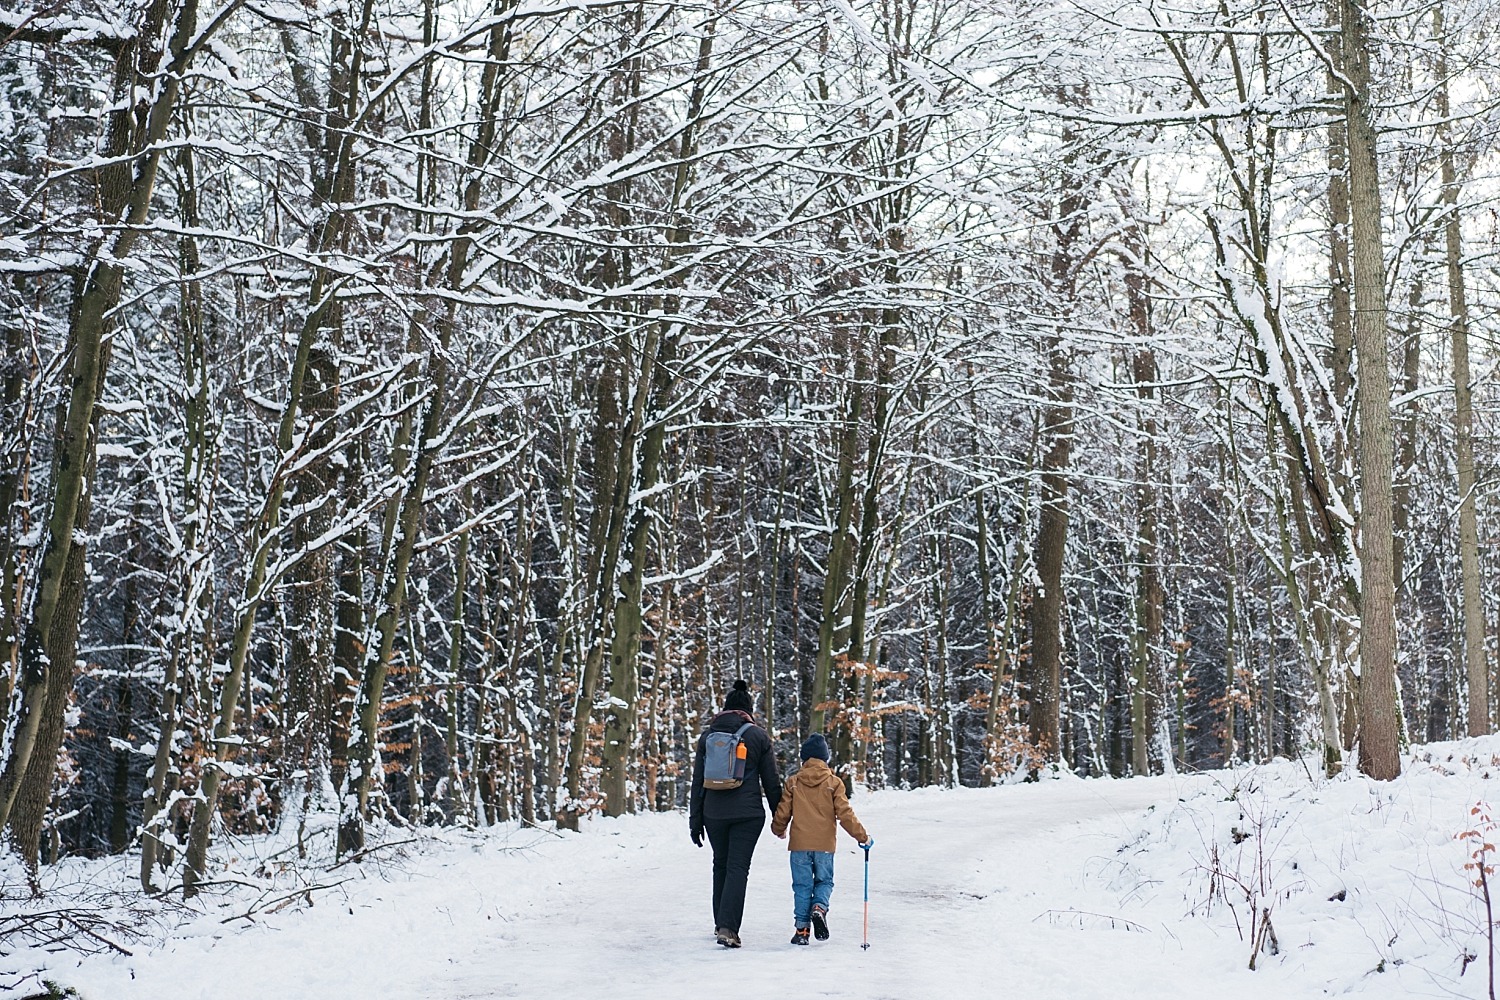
top-left (1433, 2), bottom-right (1488, 736)
top-left (597, 2), bottom-right (721, 817)
top-left (1024, 118), bottom-right (1087, 765)
top-left (1120, 205), bottom-right (1166, 776)
top-left (809, 329), bottom-right (864, 739)
top-left (1341, 0), bottom-right (1400, 780)
top-left (557, 2), bottom-right (656, 829)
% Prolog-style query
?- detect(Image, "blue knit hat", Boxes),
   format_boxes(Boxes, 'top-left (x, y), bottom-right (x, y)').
top-left (801, 733), bottom-right (831, 763)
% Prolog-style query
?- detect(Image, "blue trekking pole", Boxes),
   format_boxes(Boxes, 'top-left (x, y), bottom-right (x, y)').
top-left (861, 839), bottom-right (873, 950)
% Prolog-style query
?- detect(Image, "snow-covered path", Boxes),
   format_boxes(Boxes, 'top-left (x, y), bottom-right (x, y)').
top-left (40, 763), bottom-right (1492, 999)
top-left (432, 776), bottom-right (1179, 1000)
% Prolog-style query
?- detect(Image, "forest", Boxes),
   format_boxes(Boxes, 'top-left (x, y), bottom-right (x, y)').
top-left (0, 0), bottom-right (1496, 900)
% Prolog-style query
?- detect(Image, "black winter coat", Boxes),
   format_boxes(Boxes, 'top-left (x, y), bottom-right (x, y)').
top-left (689, 711), bottom-right (783, 830)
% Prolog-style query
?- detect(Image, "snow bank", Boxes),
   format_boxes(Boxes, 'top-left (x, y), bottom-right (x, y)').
top-left (1112, 737), bottom-right (1500, 997)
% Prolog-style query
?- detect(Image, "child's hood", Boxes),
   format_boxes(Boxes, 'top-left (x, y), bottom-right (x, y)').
top-left (793, 757), bottom-right (835, 785)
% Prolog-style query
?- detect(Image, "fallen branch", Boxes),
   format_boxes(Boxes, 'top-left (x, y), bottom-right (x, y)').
top-left (328, 837), bottom-right (422, 870)
top-left (520, 816), bottom-right (566, 840)
top-left (0, 907), bottom-right (137, 956)
top-left (220, 878), bottom-right (354, 925)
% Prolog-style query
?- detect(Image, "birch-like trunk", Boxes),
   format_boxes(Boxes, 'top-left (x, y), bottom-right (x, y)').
top-left (140, 144), bottom-right (218, 887)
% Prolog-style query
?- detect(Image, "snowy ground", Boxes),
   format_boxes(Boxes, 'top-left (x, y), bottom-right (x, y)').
top-left (8, 738), bottom-right (1500, 999)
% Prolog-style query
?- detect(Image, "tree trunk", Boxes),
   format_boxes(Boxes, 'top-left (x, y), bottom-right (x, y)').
top-left (329, 441), bottom-right (366, 799)
top-left (1323, 49), bottom-right (1364, 747)
top-left (0, 285), bottom-right (26, 738)
top-left (443, 504), bottom-right (472, 824)
top-left (1276, 427), bottom-right (1345, 775)
top-left (599, 329), bottom-right (673, 816)
top-left (140, 149), bottom-right (215, 885)
top-left (285, 343), bottom-right (338, 827)
top-left (1023, 138), bottom-right (1084, 766)
top-left (1326, 11), bottom-right (1356, 502)
top-left (1392, 268), bottom-right (1422, 592)
top-left (557, 368), bottom-right (620, 830)
top-left (840, 310), bottom-right (897, 790)
top-left (1434, 3), bottom-right (1488, 735)
top-left (1027, 354), bottom-right (1072, 764)
top-left (1342, 0), bottom-right (1401, 780)
top-left (1224, 490), bottom-right (1240, 762)
top-left (1123, 223), bottom-right (1164, 777)
top-left (810, 336), bottom-right (864, 737)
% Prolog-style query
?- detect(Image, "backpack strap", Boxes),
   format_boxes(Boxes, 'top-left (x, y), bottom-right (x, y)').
top-left (733, 722), bottom-right (754, 740)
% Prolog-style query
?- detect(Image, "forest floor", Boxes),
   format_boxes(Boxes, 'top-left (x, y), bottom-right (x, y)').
top-left (8, 736), bottom-right (1500, 999)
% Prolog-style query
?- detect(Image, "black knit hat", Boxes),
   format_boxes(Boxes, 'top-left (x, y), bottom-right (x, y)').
top-left (801, 732), bottom-right (831, 763)
top-left (724, 679), bottom-right (753, 715)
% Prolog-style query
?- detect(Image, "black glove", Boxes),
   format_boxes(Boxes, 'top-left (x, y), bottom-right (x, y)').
top-left (691, 827), bottom-right (704, 848)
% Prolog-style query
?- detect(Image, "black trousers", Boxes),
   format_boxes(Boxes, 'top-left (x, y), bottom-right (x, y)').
top-left (706, 814), bottom-right (764, 933)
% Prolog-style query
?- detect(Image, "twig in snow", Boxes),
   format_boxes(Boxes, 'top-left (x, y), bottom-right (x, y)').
top-left (219, 878), bottom-right (354, 924)
top-left (1034, 908), bottom-right (1150, 933)
top-left (327, 837), bottom-right (422, 870)
top-left (520, 816), bottom-right (565, 839)
top-left (0, 908), bottom-right (136, 956)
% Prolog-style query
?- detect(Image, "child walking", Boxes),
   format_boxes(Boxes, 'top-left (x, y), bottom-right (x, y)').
top-left (770, 733), bottom-right (872, 945)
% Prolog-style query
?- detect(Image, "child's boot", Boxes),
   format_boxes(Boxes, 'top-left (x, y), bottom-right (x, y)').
top-left (811, 904), bottom-right (829, 940)
top-left (790, 926), bottom-right (810, 946)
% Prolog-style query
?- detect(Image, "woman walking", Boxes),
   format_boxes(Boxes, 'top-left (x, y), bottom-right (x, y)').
top-left (689, 680), bottom-right (782, 948)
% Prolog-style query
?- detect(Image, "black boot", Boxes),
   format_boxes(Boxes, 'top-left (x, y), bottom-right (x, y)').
top-left (811, 904), bottom-right (829, 941)
top-left (790, 927), bottom-right (810, 946)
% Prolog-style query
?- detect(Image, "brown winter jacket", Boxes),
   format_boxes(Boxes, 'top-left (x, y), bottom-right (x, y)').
top-left (769, 758), bottom-right (868, 853)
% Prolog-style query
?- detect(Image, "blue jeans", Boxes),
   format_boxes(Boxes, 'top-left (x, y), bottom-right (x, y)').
top-left (789, 850), bottom-right (835, 928)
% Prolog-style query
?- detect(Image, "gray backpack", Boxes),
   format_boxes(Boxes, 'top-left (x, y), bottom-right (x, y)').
top-left (702, 722), bottom-right (755, 790)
